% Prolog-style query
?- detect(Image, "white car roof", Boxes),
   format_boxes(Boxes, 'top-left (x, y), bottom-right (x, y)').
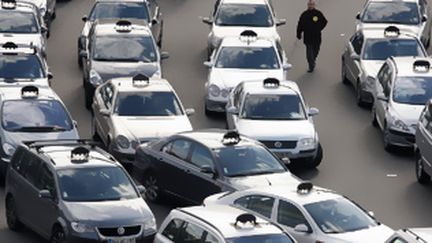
top-left (178, 205), bottom-right (285, 238)
top-left (95, 0), bottom-right (147, 3)
top-left (221, 0), bottom-right (268, 5)
top-left (1, 1), bottom-right (39, 13)
top-left (94, 21), bottom-right (152, 37)
top-left (0, 85), bottom-right (59, 101)
top-left (220, 35), bottom-right (275, 48)
top-left (361, 28), bottom-right (419, 40)
top-left (408, 228), bottom-right (432, 242)
top-left (389, 56), bottom-right (432, 77)
top-left (241, 80), bottom-right (301, 96)
top-left (109, 76), bottom-right (174, 93)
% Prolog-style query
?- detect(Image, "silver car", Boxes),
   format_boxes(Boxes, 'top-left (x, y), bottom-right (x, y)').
top-left (92, 74), bottom-right (194, 165)
top-left (0, 85), bottom-right (79, 179)
top-left (356, 0), bottom-right (432, 48)
top-left (5, 140), bottom-right (156, 242)
top-left (341, 26), bottom-right (427, 106)
top-left (386, 228), bottom-right (432, 242)
top-left (372, 57), bottom-right (432, 150)
top-left (415, 99), bottom-right (432, 184)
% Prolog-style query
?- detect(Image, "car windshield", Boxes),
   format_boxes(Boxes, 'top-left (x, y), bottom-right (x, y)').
top-left (114, 92), bottom-right (183, 116)
top-left (57, 167), bottom-right (139, 202)
top-left (216, 47), bottom-right (280, 69)
top-left (393, 76), bottom-right (432, 105)
top-left (226, 234), bottom-right (294, 243)
top-left (362, 2), bottom-right (420, 25)
top-left (0, 55), bottom-right (44, 79)
top-left (215, 145), bottom-right (286, 177)
top-left (363, 39), bottom-right (424, 60)
top-left (304, 197), bottom-right (377, 234)
top-left (2, 100), bottom-right (73, 132)
top-left (0, 11), bottom-right (39, 33)
top-left (241, 94), bottom-right (306, 120)
top-left (92, 36), bottom-right (157, 62)
top-left (89, 2), bottom-right (150, 22)
top-left (215, 4), bottom-right (273, 27)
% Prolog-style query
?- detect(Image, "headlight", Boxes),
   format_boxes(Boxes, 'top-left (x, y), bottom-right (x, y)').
top-left (71, 222), bottom-right (94, 233)
top-left (298, 138), bottom-right (316, 150)
top-left (221, 88), bottom-right (230, 98)
top-left (2, 143), bottom-right (15, 157)
top-left (152, 70), bottom-right (161, 78)
top-left (392, 119), bottom-right (410, 132)
top-left (208, 84), bottom-right (220, 97)
top-left (116, 135), bottom-right (130, 149)
top-left (143, 217), bottom-right (157, 232)
top-left (89, 69), bottom-right (103, 86)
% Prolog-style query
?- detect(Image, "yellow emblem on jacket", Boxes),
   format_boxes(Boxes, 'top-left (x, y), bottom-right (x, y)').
top-left (313, 16), bottom-right (318, 22)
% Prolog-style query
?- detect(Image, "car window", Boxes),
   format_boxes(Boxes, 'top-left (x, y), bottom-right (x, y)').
top-left (179, 222), bottom-right (206, 243)
top-left (362, 2), bottom-right (420, 24)
top-left (377, 63), bottom-right (390, 87)
top-left (147, 0), bottom-right (159, 20)
top-left (36, 164), bottom-right (57, 197)
top-left (204, 232), bottom-right (220, 243)
top-left (233, 85), bottom-right (243, 108)
top-left (277, 200), bottom-right (309, 228)
top-left (190, 143), bottom-right (214, 169)
top-left (350, 32), bottom-right (363, 55)
top-left (168, 139), bottom-right (192, 160)
top-left (161, 218), bottom-right (185, 241)
top-left (100, 83), bottom-right (114, 108)
top-left (21, 156), bottom-right (42, 187)
top-left (234, 195), bottom-right (275, 218)
top-left (390, 238), bottom-right (408, 243)
top-left (0, 55), bottom-right (44, 79)
top-left (215, 47), bottom-right (280, 69)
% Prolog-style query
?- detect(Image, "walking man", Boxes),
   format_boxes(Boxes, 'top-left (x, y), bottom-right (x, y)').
top-left (296, 0), bottom-right (327, 72)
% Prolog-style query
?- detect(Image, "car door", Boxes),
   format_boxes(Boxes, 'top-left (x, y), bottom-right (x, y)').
top-left (234, 194), bottom-right (276, 220)
top-left (182, 142), bottom-right (222, 204)
top-left (32, 163), bottom-right (58, 239)
top-left (419, 0), bottom-right (432, 45)
top-left (345, 32), bottom-right (363, 85)
top-left (94, 83), bottom-right (115, 145)
top-left (376, 65), bottom-right (393, 128)
top-left (275, 200), bottom-right (316, 243)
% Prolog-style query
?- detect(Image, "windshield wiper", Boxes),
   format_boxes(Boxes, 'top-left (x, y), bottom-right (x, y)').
top-left (11, 126), bottom-right (68, 132)
top-left (229, 170), bottom-right (277, 177)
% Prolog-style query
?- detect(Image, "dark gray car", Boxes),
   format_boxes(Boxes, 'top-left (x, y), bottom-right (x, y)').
top-left (5, 140), bottom-right (156, 243)
top-left (415, 99), bottom-right (432, 184)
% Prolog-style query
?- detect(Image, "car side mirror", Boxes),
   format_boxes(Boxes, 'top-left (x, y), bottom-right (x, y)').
top-left (350, 53), bottom-right (360, 61)
top-left (377, 93), bottom-right (389, 102)
top-left (39, 189), bottom-right (53, 200)
top-left (356, 12), bottom-right (360, 20)
top-left (203, 61), bottom-right (213, 68)
top-left (294, 224), bottom-right (311, 233)
top-left (202, 17), bottom-right (213, 25)
top-left (41, 26), bottom-right (48, 34)
top-left (185, 108), bottom-right (195, 116)
top-left (283, 63), bottom-right (292, 71)
top-left (47, 72), bottom-right (53, 80)
top-left (308, 107), bottom-right (319, 117)
top-left (226, 106), bottom-right (239, 115)
top-left (160, 52), bottom-right (169, 60)
top-left (136, 185), bottom-right (146, 195)
top-left (276, 19), bottom-right (287, 26)
top-left (82, 15), bottom-right (88, 22)
top-left (423, 15), bottom-right (428, 22)
top-left (201, 165), bottom-right (217, 178)
top-left (152, 18), bottom-right (159, 25)
top-left (100, 108), bottom-right (110, 117)
top-left (73, 120), bottom-right (78, 128)
top-left (79, 50), bottom-right (88, 59)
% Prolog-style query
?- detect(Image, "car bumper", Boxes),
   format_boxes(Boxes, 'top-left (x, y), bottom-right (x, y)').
top-left (271, 148), bottom-right (318, 162)
top-left (111, 149), bottom-right (135, 164)
top-left (205, 98), bottom-right (227, 112)
top-left (387, 129), bottom-right (415, 147)
top-left (67, 233), bottom-right (155, 243)
top-left (359, 83), bottom-right (374, 103)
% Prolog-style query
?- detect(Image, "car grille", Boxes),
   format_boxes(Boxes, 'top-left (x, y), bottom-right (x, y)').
top-left (389, 129), bottom-right (415, 143)
top-left (260, 140), bottom-right (297, 149)
top-left (98, 225), bottom-right (141, 237)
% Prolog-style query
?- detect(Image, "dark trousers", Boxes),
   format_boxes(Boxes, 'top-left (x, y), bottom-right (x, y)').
top-left (306, 42), bottom-right (321, 70)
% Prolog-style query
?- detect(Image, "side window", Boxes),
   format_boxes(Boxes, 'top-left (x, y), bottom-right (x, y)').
top-left (21, 156), bottom-right (42, 187)
top-left (10, 148), bottom-right (24, 173)
top-left (190, 143), bottom-right (214, 169)
top-left (390, 238), bottom-right (408, 243)
top-left (204, 232), bottom-right (220, 243)
top-left (179, 222), bottom-right (206, 243)
top-left (377, 64), bottom-right (389, 87)
top-left (234, 195), bottom-right (275, 218)
top-left (36, 164), bottom-right (56, 197)
top-left (350, 32), bottom-right (363, 54)
top-left (169, 139), bottom-right (192, 160)
top-left (161, 218), bottom-right (185, 241)
top-left (277, 200), bottom-right (309, 228)
top-left (233, 85), bottom-right (243, 108)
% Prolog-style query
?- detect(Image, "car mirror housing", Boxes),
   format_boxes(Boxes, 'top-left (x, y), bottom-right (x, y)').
top-left (79, 50), bottom-right (88, 59)
top-left (377, 93), bottom-right (389, 102)
top-left (283, 63), bottom-right (293, 71)
top-left (276, 19), bottom-right (287, 26)
top-left (203, 61), bottom-right (213, 68)
top-left (308, 107), bottom-right (319, 117)
top-left (160, 52), bottom-right (169, 60)
top-left (47, 72), bottom-right (53, 80)
top-left (356, 12), bottom-right (360, 20)
top-left (202, 17), bottom-right (213, 25)
top-left (423, 15), bottom-right (428, 22)
top-left (200, 166), bottom-right (217, 178)
top-left (100, 109), bottom-right (110, 117)
top-left (82, 15), bottom-right (88, 22)
top-left (39, 189), bottom-right (54, 200)
top-left (41, 26), bottom-right (48, 34)
top-left (294, 224), bottom-right (311, 233)
top-left (136, 185), bottom-right (146, 195)
top-left (226, 106), bottom-right (239, 115)
top-left (350, 53), bottom-right (360, 61)
top-left (185, 108), bottom-right (195, 116)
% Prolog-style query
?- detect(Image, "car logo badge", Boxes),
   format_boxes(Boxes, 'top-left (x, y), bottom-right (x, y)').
top-left (117, 227), bottom-right (125, 235)
top-left (274, 141), bottom-right (282, 148)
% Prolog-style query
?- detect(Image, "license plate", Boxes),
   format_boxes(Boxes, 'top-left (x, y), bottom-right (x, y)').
top-left (107, 238), bottom-right (136, 243)
top-left (275, 152), bottom-right (291, 159)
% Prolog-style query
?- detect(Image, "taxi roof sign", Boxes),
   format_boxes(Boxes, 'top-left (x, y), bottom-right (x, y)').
top-left (240, 30), bottom-right (258, 44)
top-left (384, 26), bottom-right (400, 37)
top-left (1, 0), bottom-right (16, 9)
top-left (413, 60), bottom-right (431, 73)
top-left (222, 131), bottom-right (241, 145)
top-left (21, 85), bottom-right (39, 98)
top-left (263, 78), bottom-right (280, 88)
top-left (297, 181), bottom-right (313, 194)
top-left (71, 146), bottom-right (90, 163)
top-left (132, 73), bottom-right (150, 86)
top-left (234, 214), bottom-right (258, 229)
top-left (115, 20), bottom-right (133, 33)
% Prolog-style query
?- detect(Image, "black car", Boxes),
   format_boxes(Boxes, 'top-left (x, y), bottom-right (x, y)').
top-left (133, 130), bottom-right (300, 205)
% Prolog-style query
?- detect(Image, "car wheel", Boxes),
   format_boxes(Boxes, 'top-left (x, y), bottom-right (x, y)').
top-left (50, 226), bottom-right (66, 243)
top-left (416, 153), bottom-right (430, 184)
top-left (371, 105), bottom-right (378, 127)
top-left (356, 80), bottom-right (365, 106)
top-left (144, 173), bottom-right (161, 202)
top-left (383, 124), bottom-right (393, 151)
top-left (6, 196), bottom-right (22, 231)
top-left (307, 143), bottom-right (323, 168)
top-left (341, 59), bottom-right (349, 85)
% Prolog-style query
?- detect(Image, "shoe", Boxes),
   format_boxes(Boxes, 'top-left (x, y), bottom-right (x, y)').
top-left (307, 68), bottom-right (314, 73)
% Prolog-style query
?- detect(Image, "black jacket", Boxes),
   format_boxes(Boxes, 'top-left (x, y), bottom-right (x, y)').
top-left (296, 9), bottom-right (327, 44)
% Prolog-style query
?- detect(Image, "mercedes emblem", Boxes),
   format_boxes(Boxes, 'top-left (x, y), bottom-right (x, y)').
top-left (274, 141), bottom-right (282, 148)
top-left (117, 227), bottom-right (125, 236)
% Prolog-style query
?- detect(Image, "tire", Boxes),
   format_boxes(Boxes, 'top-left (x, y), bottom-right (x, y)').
top-left (416, 152), bottom-right (431, 184)
top-left (143, 173), bottom-right (162, 202)
top-left (356, 80), bottom-right (365, 107)
top-left (50, 226), bottom-right (66, 243)
top-left (6, 196), bottom-right (22, 231)
top-left (371, 105), bottom-right (378, 127)
top-left (341, 59), bottom-right (349, 85)
top-left (307, 143), bottom-right (323, 168)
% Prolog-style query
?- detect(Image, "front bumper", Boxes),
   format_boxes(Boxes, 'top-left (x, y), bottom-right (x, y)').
top-left (359, 81), bottom-right (374, 103)
top-left (67, 233), bottom-right (155, 243)
top-left (387, 129), bottom-right (415, 148)
top-left (205, 98), bottom-right (227, 112)
top-left (271, 148), bottom-right (318, 162)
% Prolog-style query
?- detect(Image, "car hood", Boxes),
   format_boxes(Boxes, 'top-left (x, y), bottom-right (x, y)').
top-left (64, 198), bottom-right (154, 226)
top-left (227, 172), bottom-right (300, 191)
top-left (361, 60), bottom-right (384, 78)
top-left (210, 68), bottom-right (283, 89)
top-left (92, 61), bottom-right (160, 82)
top-left (357, 22), bottom-right (420, 37)
top-left (212, 25), bottom-right (280, 40)
top-left (391, 102), bottom-right (424, 126)
top-left (236, 119), bottom-right (315, 140)
top-left (328, 224), bottom-right (394, 242)
top-left (113, 115), bottom-right (193, 141)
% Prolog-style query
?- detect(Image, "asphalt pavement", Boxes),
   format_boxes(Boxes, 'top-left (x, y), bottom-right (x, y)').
top-left (1, 0), bottom-right (432, 242)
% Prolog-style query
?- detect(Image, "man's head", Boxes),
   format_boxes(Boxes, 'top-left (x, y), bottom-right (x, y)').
top-left (307, 0), bottom-right (316, 10)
